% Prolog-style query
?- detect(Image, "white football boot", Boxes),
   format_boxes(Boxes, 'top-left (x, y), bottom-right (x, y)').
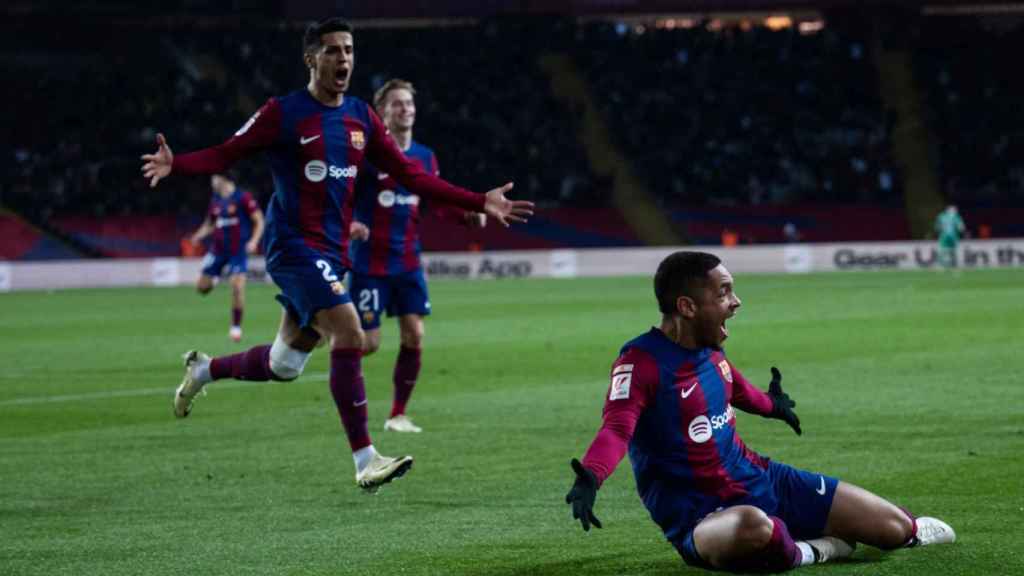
top-left (355, 453), bottom-right (413, 492)
top-left (806, 537), bottom-right (856, 563)
top-left (384, 414), bottom-right (423, 433)
top-left (915, 517), bottom-right (956, 546)
top-left (229, 326), bottom-right (242, 342)
top-left (174, 350), bottom-right (210, 418)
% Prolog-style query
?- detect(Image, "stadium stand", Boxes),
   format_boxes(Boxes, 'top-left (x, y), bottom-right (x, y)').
top-left (914, 16), bottom-right (1024, 208)
top-left (574, 20), bottom-right (901, 208)
top-left (2, 13), bottom-right (1022, 258)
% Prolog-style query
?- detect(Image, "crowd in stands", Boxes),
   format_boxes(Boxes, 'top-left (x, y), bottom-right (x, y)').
top-left (914, 16), bottom-right (1024, 208)
top-left (1, 20), bottom-right (249, 221)
top-left (0, 17), bottom-right (596, 227)
top-left (2, 14), bottom-right (1021, 243)
top-left (576, 20), bottom-right (900, 208)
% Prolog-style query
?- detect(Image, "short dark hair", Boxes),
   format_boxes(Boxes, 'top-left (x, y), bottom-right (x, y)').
top-left (654, 251), bottom-right (721, 315)
top-left (303, 18), bottom-right (353, 55)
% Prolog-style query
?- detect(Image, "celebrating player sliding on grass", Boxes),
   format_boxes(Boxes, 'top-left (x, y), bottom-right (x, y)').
top-left (565, 251), bottom-right (954, 572)
top-left (141, 17), bottom-right (533, 491)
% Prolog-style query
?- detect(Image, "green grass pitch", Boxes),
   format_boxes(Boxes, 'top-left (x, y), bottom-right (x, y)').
top-left (1, 269), bottom-right (1022, 575)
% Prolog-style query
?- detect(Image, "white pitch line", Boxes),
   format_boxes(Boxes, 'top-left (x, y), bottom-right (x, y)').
top-left (0, 372), bottom-right (330, 407)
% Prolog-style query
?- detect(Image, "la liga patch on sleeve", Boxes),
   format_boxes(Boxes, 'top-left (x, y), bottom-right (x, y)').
top-left (610, 364), bottom-right (634, 400)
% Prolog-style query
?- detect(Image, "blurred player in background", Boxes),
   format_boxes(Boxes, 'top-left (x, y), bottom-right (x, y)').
top-left (348, 79), bottom-right (487, 434)
top-left (934, 205), bottom-right (966, 271)
top-left (188, 173), bottom-right (264, 342)
top-left (565, 251), bottom-right (955, 572)
top-left (141, 18), bottom-right (532, 490)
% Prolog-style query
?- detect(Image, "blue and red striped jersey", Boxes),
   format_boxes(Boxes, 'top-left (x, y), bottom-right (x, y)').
top-left (581, 328), bottom-right (777, 544)
top-left (206, 189), bottom-right (259, 256)
top-left (172, 90), bottom-right (485, 268)
top-left (350, 141), bottom-right (445, 275)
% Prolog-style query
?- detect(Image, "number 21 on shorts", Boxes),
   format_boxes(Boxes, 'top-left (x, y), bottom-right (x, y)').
top-left (358, 288), bottom-right (380, 312)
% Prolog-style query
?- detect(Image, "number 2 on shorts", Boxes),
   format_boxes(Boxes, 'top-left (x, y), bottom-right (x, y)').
top-left (316, 259), bottom-right (338, 283)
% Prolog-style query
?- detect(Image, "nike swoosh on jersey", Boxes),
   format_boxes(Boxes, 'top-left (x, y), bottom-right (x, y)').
top-left (816, 476), bottom-right (826, 495)
top-left (680, 383), bottom-right (698, 398)
top-left (300, 134), bottom-right (321, 145)
top-left (378, 172), bottom-right (390, 180)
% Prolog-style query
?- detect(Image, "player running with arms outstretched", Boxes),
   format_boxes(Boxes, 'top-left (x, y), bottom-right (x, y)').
top-left (141, 18), bottom-right (533, 491)
top-left (348, 79), bottom-right (487, 434)
top-left (565, 252), bottom-right (954, 571)
top-left (189, 173), bottom-right (264, 342)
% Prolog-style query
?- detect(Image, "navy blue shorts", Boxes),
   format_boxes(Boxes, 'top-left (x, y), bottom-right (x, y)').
top-left (677, 461), bottom-right (840, 568)
top-left (201, 251), bottom-right (247, 277)
top-left (266, 253), bottom-right (351, 329)
top-left (348, 269), bottom-right (431, 330)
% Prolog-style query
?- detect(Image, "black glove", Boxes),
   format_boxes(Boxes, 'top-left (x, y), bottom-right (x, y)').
top-left (767, 367), bottom-right (802, 435)
top-left (565, 458), bottom-right (602, 531)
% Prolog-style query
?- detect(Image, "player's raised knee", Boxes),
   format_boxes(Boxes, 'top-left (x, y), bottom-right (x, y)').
top-left (268, 335), bottom-right (311, 381)
top-left (331, 327), bottom-right (366, 351)
top-left (877, 510), bottom-right (916, 549)
top-left (733, 506), bottom-right (775, 550)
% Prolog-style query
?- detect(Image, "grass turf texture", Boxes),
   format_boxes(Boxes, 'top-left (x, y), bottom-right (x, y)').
top-left (1, 270), bottom-right (1022, 575)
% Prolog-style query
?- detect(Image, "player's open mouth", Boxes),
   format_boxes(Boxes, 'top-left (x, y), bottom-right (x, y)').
top-left (721, 311), bottom-right (735, 339)
top-left (334, 69), bottom-right (349, 87)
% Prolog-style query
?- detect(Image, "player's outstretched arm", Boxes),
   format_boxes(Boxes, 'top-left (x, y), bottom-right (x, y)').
top-left (566, 458), bottom-right (602, 531)
top-left (141, 133), bottom-right (173, 188)
top-left (142, 100), bottom-right (281, 187)
top-left (483, 183), bottom-right (533, 227)
top-left (365, 108), bottom-right (534, 223)
top-left (566, 349), bottom-right (656, 532)
top-left (766, 367), bottom-right (802, 435)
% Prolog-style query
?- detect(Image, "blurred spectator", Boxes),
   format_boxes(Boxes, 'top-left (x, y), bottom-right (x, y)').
top-left (574, 20), bottom-right (901, 208)
top-left (0, 17), bottom-right (601, 226)
top-left (15, 15), bottom-right (999, 240)
top-left (915, 16), bottom-right (1024, 208)
top-left (783, 221), bottom-right (802, 242)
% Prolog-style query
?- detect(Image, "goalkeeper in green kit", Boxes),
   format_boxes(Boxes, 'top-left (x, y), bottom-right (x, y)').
top-left (934, 205), bottom-right (966, 270)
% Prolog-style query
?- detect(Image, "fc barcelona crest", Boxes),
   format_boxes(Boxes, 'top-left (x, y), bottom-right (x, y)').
top-left (718, 360), bottom-right (733, 383)
top-left (350, 130), bottom-right (365, 150)
top-left (227, 204), bottom-right (237, 215)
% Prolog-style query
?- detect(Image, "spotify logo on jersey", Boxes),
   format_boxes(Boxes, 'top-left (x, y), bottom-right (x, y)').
top-left (305, 161), bottom-right (359, 183)
top-left (378, 190), bottom-right (396, 208)
top-left (688, 406), bottom-right (735, 443)
top-left (305, 160), bottom-right (327, 182)
top-left (688, 416), bottom-right (713, 443)
top-left (377, 190), bottom-right (420, 208)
